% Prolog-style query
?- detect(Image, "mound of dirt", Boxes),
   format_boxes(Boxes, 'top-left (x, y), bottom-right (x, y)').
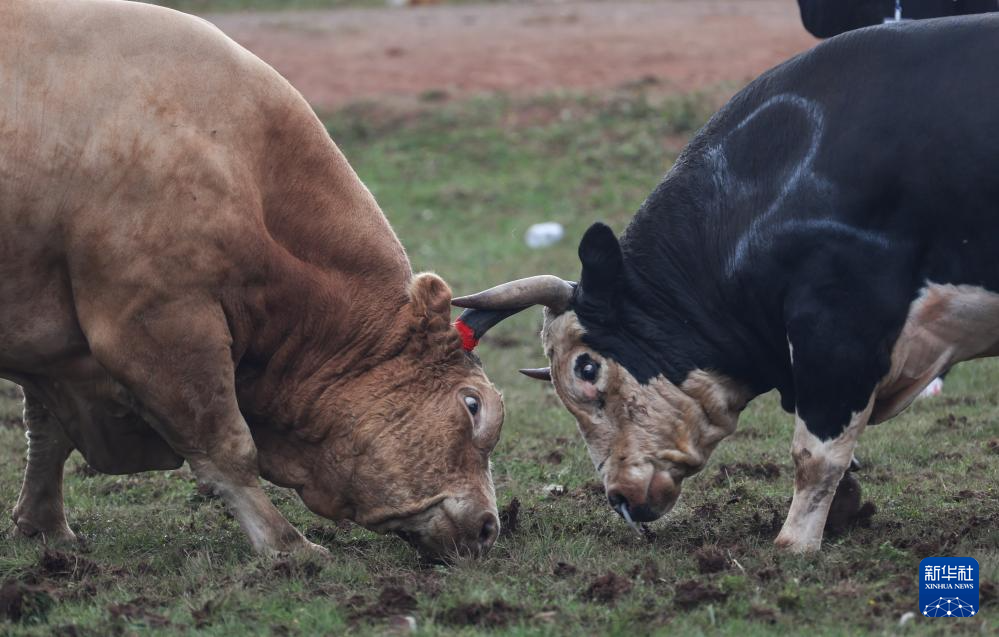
top-left (694, 547), bottom-right (729, 574)
top-left (498, 498), bottom-right (520, 537)
top-left (581, 573), bottom-right (632, 604)
top-left (271, 558), bottom-right (323, 580)
top-left (673, 580), bottom-right (728, 609)
top-left (38, 551), bottom-right (100, 581)
top-left (748, 604), bottom-right (779, 624)
top-left (439, 601), bottom-right (523, 628)
top-left (1, 579), bottom-right (55, 623)
top-left (987, 438), bottom-right (999, 454)
top-left (552, 562), bottom-right (577, 578)
top-left (350, 585), bottom-right (419, 622)
top-left (107, 600), bottom-right (170, 628)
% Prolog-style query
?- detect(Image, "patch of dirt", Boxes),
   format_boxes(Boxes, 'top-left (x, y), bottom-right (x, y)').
top-left (0, 579), bottom-right (55, 623)
top-left (108, 599), bottom-right (171, 628)
top-left (694, 547), bottom-right (729, 574)
top-left (934, 414), bottom-right (968, 429)
top-left (751, 508), bottom-right (785, 538)
top-left (351, 586), bottom-right (418, 621)
top-left (38, 551), bottom-right (101, 581)
top-left (629, 562), bottom-right (660, 584)
top-left (543, 449), bottom-right (564, 465)
top-left (712, 461), bottom-right (781, 486)
top-left (271, 558), bottom-right (324, 580)
top-left (581, 573), bottom-right (632, 604)
top-left (755, 566), bottom-right (781, 582)
top-left (673, 580), bottom-right (728, 609)
top-left (438, 600), bottom-right (523, 628)
top-left (192, 598), bottom-right (220, 629)
top-left (206, 1), bottom-right (817, 112)
top-left (572, 481), bottom-right (606, 502)
top-left (553, 561), bottom-right (577, 578)
top-left (498, 498), bottom-right (520, 537)
top-left (986, 438), bottom-right (999, 454)
top-left (305, 523), bottom-right (343, 546)
top-left (748, 604), bottom-right (779, 624)
top-left (951, 489), bottom-right (986, 502)
top-left (981, 581), bottom-right (996, 607)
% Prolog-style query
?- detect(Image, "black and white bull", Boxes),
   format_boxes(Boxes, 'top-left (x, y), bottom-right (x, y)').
top-left (452, 16), bottom-right (999, 551)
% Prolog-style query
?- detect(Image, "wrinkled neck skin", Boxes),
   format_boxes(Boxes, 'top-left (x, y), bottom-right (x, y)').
top-left (243, 310), bottom-right (418, 524)
top-left (221, 106), bottom-right (423, 523)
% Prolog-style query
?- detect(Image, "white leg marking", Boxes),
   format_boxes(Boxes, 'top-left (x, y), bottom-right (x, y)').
top-left (775, 397), bottom-right (872, 552)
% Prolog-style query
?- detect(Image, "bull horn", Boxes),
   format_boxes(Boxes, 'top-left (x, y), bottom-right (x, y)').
top-left (519, 367), bottom-right (552, 381)
top-left (452, 275), bottom-right (575, 313)
top-left (453, 307), bottom-right (527, 352)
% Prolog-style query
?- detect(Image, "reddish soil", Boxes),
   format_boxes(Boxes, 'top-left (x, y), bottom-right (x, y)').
top-left (206, 0), bottom-right (817, 111)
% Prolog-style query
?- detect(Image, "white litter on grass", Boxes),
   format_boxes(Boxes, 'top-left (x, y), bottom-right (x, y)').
top-left (525, 222), bottom-right (564, 249)
top-left (898, 611), bottom-right (915, 627)
top-left (918, 377), bottom-right (944, 399)
top-left (544, 483), bottom-right (566, 497)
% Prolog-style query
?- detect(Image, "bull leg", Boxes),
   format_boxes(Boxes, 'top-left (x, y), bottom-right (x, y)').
top-left (81, 301), bottom-right (326, 557)
top-left (11, 390), bottom-right (78, 544)
top-left (774, 397), bottom-right (873, 553)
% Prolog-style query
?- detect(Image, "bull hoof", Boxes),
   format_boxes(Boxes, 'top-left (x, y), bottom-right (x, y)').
top-left (267, 538), bottom-right (331, 560)
top-left (298, 539), bottom-right (331, 558)
top-left (11, 519), bottom-right (80, 546)
top-left (773, 532), bottom-right (821, 553)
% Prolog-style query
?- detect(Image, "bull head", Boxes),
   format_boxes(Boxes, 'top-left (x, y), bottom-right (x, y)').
top-left (266, 274), bottom-right (505, 561)
top-left (453, 224), bottom-right (749, 532)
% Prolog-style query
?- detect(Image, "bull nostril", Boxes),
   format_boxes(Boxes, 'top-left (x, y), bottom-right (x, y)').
top-left (478, 514), bottom-right (498, 550)
top-left (607, 490), bottom-right (628, 511)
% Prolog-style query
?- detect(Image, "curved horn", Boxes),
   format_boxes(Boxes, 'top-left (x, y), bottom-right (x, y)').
top-left (519, 367), bottom-right (552, 382)
top-left (452, 275), bottom-right (574, 313)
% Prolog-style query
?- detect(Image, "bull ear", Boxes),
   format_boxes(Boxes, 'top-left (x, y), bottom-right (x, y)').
top-left (410, 273), bottom-right (452, 320)
top-left (577, 222), bottom-right (623, 309)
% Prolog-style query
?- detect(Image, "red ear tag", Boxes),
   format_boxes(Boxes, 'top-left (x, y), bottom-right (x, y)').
top-left (454, 318), bottom-right (479, 352)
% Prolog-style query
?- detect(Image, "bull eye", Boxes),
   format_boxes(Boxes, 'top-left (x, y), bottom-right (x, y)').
top-left (463, 395), bottom-right (480, 416)
top-left (574, 354), bottom-right (600, 383)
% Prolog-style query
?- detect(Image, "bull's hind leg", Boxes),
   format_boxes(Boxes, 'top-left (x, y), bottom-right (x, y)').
top-left (11, 389), bottom-right (78, 544)
top-left (80, 300), bottom-right (326, 557)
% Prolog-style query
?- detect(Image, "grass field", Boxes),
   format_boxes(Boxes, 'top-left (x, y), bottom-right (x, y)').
top-left (1, 89), bottom-right (997, 635)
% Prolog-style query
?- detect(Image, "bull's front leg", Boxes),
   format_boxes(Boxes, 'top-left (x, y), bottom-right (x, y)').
top-left (12, 389), bottom-right (78, 544)
top-left (79, 297), bottom-right (327, 558)
top-left (774, 400), bottom-right (871, 552)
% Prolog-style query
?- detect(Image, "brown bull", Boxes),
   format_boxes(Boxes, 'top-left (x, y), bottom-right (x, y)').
top-left (0, 0), bottom-right (502, 560)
